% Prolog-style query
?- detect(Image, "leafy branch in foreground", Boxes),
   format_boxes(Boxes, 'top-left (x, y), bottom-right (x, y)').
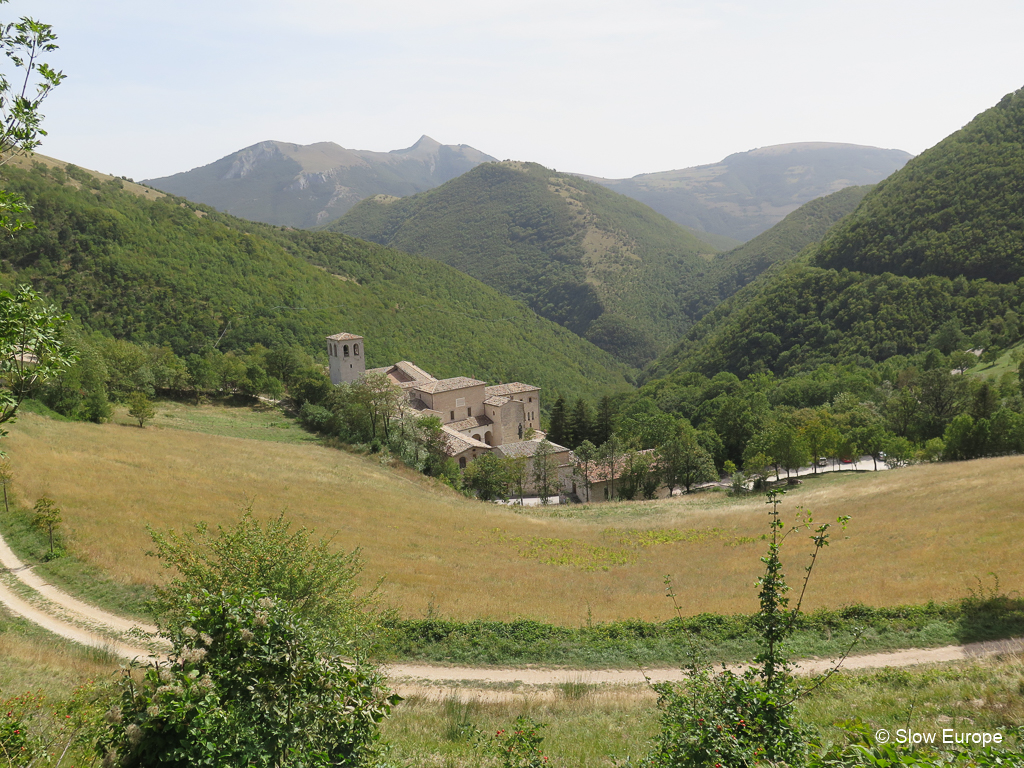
top-left (647, 490), bottom-right (851, 767)
top-left (0, 1), bottom-right (65, 233)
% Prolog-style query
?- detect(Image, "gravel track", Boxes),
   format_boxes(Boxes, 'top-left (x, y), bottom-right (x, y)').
top-left (3, 528), bottom-right (1020, 698)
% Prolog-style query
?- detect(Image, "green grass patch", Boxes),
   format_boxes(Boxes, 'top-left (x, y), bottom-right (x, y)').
top-left (0, 500), bottom-right (154, 621)
top-left (110, 397), bottom-right (321, 445)
top-left (384, 596), bottom-right (1024, 667)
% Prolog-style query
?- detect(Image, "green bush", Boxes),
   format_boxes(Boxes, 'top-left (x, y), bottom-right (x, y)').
top-left (98, 590), bottom-right (398, 767)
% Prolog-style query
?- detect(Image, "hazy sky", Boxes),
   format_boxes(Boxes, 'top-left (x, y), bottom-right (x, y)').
top-left (6, 0), bottom-right (1023, 181)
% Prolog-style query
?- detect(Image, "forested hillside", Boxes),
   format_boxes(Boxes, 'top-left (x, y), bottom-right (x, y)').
top-left (648, 86), bottom-right (1024, 381)
top-left (705, 185), bottom-right (871, 300)
top-left (0, 159), bottom-right (634, 401)
top-left (330, 161), bottom-right (722, 367)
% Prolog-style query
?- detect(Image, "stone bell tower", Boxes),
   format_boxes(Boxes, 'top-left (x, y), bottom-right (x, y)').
top-left (326, 332), bottom-right (365, 385)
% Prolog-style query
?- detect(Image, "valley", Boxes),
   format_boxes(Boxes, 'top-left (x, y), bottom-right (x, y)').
top-left (0, 36), bottom-right (1022, 759)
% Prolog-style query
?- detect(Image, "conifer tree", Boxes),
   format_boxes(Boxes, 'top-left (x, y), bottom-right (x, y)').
top-left (547, 394), bottom-right (568, 446)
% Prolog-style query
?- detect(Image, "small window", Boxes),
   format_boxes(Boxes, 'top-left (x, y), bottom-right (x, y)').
top-left (467, 407), bottom-right (472, 417)
top-left (450, 411), bottom-right (455, 421)
top-left (528, 397), bottom-right (532, 403)
top-left (459, 457), bottom-right (466, 469)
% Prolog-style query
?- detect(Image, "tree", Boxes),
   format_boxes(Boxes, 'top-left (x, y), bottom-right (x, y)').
top-left (567, 396), bottom-right (593, 449)
top-left (546, 394), bottom-right (568, 446)
top-left (618, 448), bottom-right (658, 500)
top-left (0, 285), bottom-right (73, 442)
top-left (358, 371), bottom-right (402, 443)
top-left (127, 391), bottom-right (156, 428)
top-left (147, 509), bottom-right (383, 655)
top-left (0, 4), bottom-right (65, 233)
top-left (647, 491), bottom-right (850, 768)
top-left (658, 428), bottom-right (717, 494)
top-left (32, 495), bottom-right (60, 557)
top-left (504, 454), bottom-right (529, 505)
top-left (570, 439), bottom-right (598, 502)
top-left (531, 439), bottom-right (560, 504)
top-left (596, 437), bottom-right (621, 500)
top-left (0, 457), bottom-right (10, 514)
top-left (463, 452), bottom-right (510, 501)
top-left (99, 588), bottom-right (397, 768)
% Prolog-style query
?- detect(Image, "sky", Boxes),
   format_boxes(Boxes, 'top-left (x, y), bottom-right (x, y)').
top-left (5, 0), bottom-right (1024, 182)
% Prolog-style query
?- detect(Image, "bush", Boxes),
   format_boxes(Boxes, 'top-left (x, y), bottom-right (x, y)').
top-left (98, 590), bottom-right (398, 768)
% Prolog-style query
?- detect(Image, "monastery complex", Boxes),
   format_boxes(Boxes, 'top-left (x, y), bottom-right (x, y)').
top-left (326, 332), bottom-right (572, 477)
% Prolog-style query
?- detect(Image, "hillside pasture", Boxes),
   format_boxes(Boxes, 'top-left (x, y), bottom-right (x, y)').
top-left (6, 412), bottom-right (1024, 624)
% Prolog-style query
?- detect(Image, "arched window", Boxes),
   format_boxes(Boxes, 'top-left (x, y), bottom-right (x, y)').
top-left (353, 343), bottom-right (360, 355)
top-left (459, 456), bottom-right (467, 469)
top-left (518, 424), bottom-right (524, 439)
top-left (343, 345), bottom-right (350, 358)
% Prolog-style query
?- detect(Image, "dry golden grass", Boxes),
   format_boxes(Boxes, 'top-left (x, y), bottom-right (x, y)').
top-left (8, 412), bottom-right (1024, 624)
top-left (0, 619), bottom-right (119, 694)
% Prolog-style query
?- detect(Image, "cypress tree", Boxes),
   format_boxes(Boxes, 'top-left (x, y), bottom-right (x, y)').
top-left (547, 394), bottom-right (568, 446)
top-left (568, 396), bottom-right (594, 448)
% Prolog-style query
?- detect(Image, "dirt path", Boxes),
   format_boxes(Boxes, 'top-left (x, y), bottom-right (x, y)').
top-left (0, 531), bottom-right (166, 662)
top-left (3, 528), bottom-right (1021, 695)
top-left (388, 637), bottom-right (1024, 702)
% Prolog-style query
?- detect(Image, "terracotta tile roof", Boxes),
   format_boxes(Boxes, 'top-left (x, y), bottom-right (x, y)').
top-left (494, 439), bottom-right (570, 459)
top-left (366, 361), bottom-right (437, 389)
top-left (484, 395), bottom-right (511, 407)
top-left (326, 332), bottom-right (363, 341)
top-left (392, 361), bottom-right (436, 382)
top-left (485, 382), bottom-right (540, 397)
top-left (449, 415), bottom-right (493, 431)
top-left (441, 424), bottom-right (491, 454)
top-left (416, 376), bottom-right (485, 394)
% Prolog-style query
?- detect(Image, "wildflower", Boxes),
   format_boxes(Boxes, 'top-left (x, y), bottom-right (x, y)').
top-left (126, 723), bottom-right (143, 746)
top-left (180, 647), bottom-right (208, 663)
top-left (200, 633), bottom-right (214, 647)
top-left (239, 628), bottom-right (254, 642)
top-left (104, 706), bottom-right (123, 724)
top-left (258, 597), bottom-right (275, 609)
top-left (146, 705), bottom-right (160, 717)
top-left (158, 668), bottom-right (173, 682)
top-left (182, 626), bottom-right (197, 638)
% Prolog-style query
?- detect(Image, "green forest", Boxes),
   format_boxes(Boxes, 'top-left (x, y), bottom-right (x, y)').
top-left (0, 161), bottom-right (634, 403)
top-left (331, 161), bottom-right (722, 367)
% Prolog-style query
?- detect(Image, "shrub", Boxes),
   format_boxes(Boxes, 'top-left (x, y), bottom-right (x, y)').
top-left (98, 590), bottom-right (398, 767)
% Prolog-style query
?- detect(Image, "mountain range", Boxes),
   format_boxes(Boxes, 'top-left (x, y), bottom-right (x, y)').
top-left (143, 136), bottom-right (496, 229)
top-left (582, 142), bottom-right (912, 242)
top-left (143, 139), bottom-right (910, 244)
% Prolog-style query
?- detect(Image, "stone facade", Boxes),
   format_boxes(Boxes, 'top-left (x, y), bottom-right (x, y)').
top-left (326, 332), bottom-right (365, 384)
top-left (326, 332), bottom-right (570, 492)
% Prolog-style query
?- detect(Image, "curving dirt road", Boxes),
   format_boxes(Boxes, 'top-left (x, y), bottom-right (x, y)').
top-left (2, 528), bottom-right (1020, 698)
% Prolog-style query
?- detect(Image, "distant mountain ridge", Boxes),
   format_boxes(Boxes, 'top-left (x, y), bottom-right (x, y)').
top-left (583, 142), bottom-right (913, 242)
top-left (143, 136), bottom-right (496, 229)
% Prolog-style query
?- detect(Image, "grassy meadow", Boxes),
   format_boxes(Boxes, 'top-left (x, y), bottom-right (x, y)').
top-left (5, 404), bottom-right (1024, 626)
